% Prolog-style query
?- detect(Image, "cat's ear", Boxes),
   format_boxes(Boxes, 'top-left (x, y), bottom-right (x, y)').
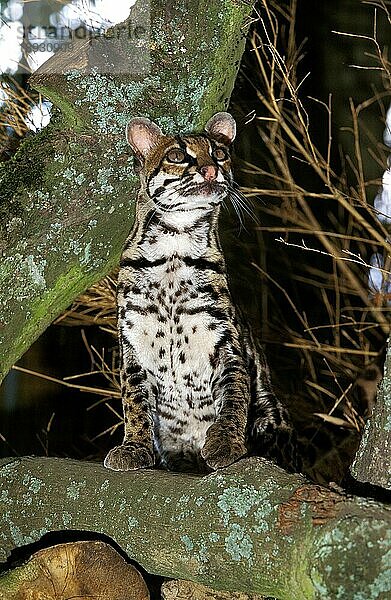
top-left (126, 117), bottom-right (163, 159)
top-left (204, 112), bottom-right (236, 145)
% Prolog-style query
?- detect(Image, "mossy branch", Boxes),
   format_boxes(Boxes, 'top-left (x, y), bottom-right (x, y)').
top-left (0, 457), bottom-right (390, 600)
top-left (0, 0), bottom-right (253, 383)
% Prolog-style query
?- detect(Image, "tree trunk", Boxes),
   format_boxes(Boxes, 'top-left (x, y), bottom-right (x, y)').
top-left (0, 456), bottom-right (390, 600)
top-left (0, 0), bottom-right (253, 383)
top-left (351, 339), bottom-right (391, 490)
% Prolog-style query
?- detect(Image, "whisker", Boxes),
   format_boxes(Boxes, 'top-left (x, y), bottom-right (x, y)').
top-left (148, 173), bottom-right (259, 225)
top-left (218, 183), bottom-right (246, 232)
top-left (227, 184), bottom-right (260, 225)
top-left (230, 196), bottom-right (246, 233)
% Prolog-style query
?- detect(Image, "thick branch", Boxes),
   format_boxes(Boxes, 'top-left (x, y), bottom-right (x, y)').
top-left (351, 338), bottom-right (391, 489)
top-left (0, 0), bottom-right (253, 383)
top-left (0, 457), bottom-right (390, 599)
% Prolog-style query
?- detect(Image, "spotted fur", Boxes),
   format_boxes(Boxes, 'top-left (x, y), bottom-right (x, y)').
top-left (104, 112), bottom-right (300, 473)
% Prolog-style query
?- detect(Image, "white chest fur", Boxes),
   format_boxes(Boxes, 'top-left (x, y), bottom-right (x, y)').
top-left (122, 258), bottom-right (220, 388)
top-left (120, 261), bottom-right (224, 457)
top-left (118, 210), bottom-right (228, 461)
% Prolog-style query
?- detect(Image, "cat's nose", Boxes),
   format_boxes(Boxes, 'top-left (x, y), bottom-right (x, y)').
top-left (200, 165), bottom-right (218, 181)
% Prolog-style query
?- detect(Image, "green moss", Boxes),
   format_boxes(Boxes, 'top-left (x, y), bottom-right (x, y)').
top-left (0, 263), bottom-right (86, 381)
top-left (0, 568), bottom-right (23, 593)
top-left (0, 128), bottom-right (54, 227)
top-left (194, 0), bottom-right (248, 129)
top-left (288, 542), bottom-right (315, 600)
top-left (44, 88), bottom-right (85, 130)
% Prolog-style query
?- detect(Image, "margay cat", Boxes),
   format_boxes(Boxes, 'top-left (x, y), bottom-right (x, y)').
top-left (104, 112), bottom-right (299, 474)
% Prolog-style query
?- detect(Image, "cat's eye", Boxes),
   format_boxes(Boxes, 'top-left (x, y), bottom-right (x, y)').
top-left (166, 149), bottom-right (186, 163)
top-left (212, 147), bottom-right (228, 161)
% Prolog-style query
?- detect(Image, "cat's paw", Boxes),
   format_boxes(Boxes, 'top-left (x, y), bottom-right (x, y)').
top-left (201, 426), bottom-right (247, 470)
top-left (104, 444), bottom-right (154, 471)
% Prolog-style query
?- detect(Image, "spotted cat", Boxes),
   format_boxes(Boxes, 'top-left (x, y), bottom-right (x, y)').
top-left (104, 112), bottom-right (299, 473)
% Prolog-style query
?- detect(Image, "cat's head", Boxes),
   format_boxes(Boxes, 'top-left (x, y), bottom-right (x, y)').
top-left (126, 112), bottom-right (236, 215)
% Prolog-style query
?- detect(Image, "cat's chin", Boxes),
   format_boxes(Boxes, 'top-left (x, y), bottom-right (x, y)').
top-left (159, 204), bottom-right (217, 229)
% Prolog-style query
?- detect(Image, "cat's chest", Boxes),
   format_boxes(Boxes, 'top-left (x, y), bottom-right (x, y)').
top-left (140, 222), bottom-right (209, 260)
top-left (121, 258), bottom-right (221, 379)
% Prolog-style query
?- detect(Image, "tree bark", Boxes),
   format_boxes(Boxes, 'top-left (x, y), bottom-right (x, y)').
top-left (0, 456), bottom-right (390, 600)
top-left (161, 580), bottom-right (265, 599)
top-left (351, 339), bottom-right (391, 490)
top-left (0, 0), bottom-right (253, 383)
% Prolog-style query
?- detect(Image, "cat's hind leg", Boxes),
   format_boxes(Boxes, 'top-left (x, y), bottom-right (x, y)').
top-left (246, 343), bottom-right (302, 473)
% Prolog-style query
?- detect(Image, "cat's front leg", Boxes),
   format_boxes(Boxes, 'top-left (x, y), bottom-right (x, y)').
top-left (104, 351), bottom-right (154, 471)
top-left (201, 356), bottom-right (249, 470)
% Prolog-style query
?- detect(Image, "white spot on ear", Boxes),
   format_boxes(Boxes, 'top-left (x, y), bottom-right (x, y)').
top-left (205, 112), bottom-right (236, 144)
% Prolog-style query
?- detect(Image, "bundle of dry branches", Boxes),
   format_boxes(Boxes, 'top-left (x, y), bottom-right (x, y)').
top-left (238, 0), bottom-right (390, 433)
top-left (55, 271), bottom-right (118, 336)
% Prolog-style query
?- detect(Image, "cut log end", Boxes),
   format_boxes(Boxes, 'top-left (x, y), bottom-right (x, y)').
top-left (0, 540), bottom-right (150, 600)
